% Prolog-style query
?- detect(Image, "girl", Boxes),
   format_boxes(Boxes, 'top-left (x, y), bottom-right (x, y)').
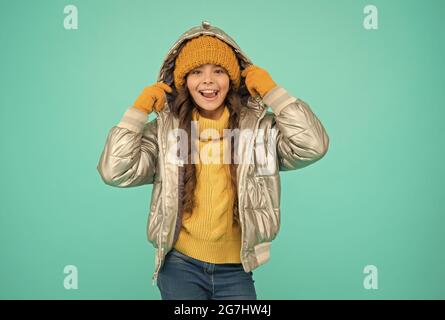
top-left (97, 21), bottom-right (329, 300)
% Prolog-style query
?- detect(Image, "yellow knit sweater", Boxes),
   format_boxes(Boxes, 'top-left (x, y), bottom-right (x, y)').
top-left (173, 105), bottom-right (242, 263)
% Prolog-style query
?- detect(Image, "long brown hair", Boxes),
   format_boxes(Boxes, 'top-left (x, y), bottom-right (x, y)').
top-left (169, 83), bottom-right (245, 226)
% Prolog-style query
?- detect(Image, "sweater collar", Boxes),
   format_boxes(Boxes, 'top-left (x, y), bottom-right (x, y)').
top-left (192, 105), bottom-right (230, 139)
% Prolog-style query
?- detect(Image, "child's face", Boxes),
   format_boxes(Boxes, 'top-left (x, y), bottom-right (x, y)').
top-left (186, 64), bottom-right (230, 113)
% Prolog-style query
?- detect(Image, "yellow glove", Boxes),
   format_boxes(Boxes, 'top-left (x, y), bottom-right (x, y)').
top-left (133, 82), bottom-right (173, 114)
top-left (241, 65), bottom-right (277, 98)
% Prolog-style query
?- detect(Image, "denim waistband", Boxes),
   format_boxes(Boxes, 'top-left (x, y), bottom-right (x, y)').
top-left (168, 248), bottom-right (243, 267)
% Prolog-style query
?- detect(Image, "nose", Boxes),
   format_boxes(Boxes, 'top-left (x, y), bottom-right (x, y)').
top-left (202, 70), bottom-right (214, 84)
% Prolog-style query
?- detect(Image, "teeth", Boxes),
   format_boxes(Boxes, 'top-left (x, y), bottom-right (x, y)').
top-left (199, 90), bottom-right (218, 93)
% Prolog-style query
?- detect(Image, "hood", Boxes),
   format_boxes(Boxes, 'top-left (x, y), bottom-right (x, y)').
top-left (156, 20), bottom-right (255, 112)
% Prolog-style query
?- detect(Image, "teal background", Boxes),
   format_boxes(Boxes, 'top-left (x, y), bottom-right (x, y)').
top-left (1, 0), bottom-right (444, 299)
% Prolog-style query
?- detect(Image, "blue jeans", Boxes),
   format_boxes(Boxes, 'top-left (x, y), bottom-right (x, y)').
top-left (156, 248), bottom-right (257, 300)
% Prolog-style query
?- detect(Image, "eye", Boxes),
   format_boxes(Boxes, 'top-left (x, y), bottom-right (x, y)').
top-left (215, 69), bottom-right (224, 74)
top-left (191, 70), bottom-right (201, 74)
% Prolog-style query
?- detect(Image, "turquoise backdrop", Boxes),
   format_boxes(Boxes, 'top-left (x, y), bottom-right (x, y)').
top-left (1, 0), bottom-right (444, 299)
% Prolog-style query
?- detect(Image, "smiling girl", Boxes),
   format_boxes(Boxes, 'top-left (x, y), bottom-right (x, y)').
top-left (97, 21), bottom-right (329, 300)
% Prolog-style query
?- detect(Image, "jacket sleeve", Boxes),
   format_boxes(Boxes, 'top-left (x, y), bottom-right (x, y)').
top-left (262, 86), bottom-right (330, 171)
top-left (97, 107), bottom-right (159, 187)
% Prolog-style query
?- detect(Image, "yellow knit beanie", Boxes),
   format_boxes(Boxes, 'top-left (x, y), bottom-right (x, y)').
top-left (173, 35), bottom-right (241, 91)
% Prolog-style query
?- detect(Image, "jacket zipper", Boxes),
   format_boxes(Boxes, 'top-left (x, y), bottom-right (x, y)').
top-left (238, 98), bottom-right (268, 270)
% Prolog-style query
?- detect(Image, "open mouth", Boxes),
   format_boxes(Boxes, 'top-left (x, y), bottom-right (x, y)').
top-left (199, 89), bottom-right (219, 101)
